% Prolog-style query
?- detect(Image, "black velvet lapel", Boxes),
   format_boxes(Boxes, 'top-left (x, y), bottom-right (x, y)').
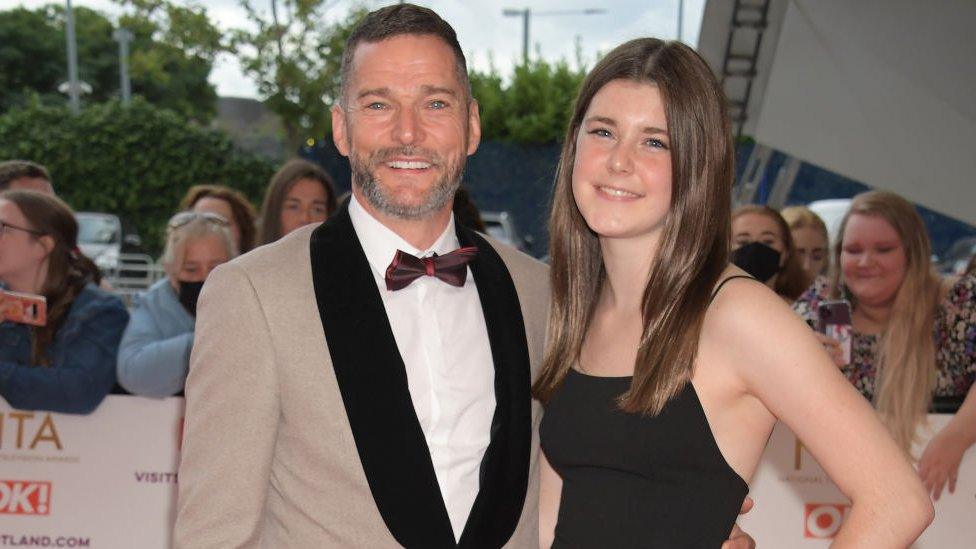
top-left (456, 226), bottom-right (532, 549)
top-left (310, 202), bottom-right (456, 548)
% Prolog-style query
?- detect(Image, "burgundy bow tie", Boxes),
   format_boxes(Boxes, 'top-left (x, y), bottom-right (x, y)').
top-left (385, 247), bottom-right (478, 291)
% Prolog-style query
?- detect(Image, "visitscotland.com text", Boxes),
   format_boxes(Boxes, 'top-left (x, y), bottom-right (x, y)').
top-left (0, 535), bottom-right (90, 547)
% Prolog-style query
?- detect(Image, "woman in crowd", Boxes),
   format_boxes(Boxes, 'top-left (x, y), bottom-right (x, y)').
top-left (180, 184), bottom-right (258, 254)
top-left (0, 190), bottom-right (128, 413)
top-left (534, 38), bottom-right (931, 547)
top-left (117, 212), bottom-right (237, 397)
top-left (782, 205), bottom-right (830, 279)
top-left (258, 159), bottom-right (337, 245)
top-left (730, 205), bottom-right (810, 302)
top-left (795, 190), bottom-right (976, 501)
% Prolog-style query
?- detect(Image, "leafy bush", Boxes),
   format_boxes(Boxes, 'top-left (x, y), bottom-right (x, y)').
top-left (0, 98), bottom-right (275, 254)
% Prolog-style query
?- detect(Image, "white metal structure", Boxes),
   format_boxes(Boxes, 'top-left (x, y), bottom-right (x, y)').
top-left (699, 0), bottom-right (976, 225)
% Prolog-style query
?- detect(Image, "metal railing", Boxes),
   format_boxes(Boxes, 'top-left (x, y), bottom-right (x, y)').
top-left (101, 253), bottom-right (165, 308)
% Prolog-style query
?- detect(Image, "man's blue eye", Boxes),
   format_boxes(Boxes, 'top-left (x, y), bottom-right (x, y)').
top-left (430, 100), bottom-right (447, 109)
top-left (366, 102), bottom-right (385, 110)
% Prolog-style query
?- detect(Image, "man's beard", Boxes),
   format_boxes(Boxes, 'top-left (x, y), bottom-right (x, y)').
top-left (351, 145), bottom-right (465, 220)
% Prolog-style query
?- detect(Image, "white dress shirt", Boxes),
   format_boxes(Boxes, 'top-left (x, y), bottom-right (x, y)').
top-left (348, 195), bottom-right (496, 540)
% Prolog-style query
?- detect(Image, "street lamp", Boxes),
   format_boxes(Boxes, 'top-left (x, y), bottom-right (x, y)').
top-left (65, 0), bottom-right (81, 113)
top-left (113, 28), bottom-right (134, 104)
top-left (502, 7), bottom-right (606, 65)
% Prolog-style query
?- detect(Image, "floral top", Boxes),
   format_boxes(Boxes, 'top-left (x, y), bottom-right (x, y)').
top-left (793, 274), bottom-right (976, 399)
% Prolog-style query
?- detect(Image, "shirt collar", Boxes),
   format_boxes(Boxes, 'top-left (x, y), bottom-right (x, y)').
top-left (348, 194), bottom-right (460, 279)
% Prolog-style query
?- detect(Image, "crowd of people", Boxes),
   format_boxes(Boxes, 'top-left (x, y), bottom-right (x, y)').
top-left (0, 3), bottom-right (973, 545)
top-left (0, 157), bottom-right (338, 410)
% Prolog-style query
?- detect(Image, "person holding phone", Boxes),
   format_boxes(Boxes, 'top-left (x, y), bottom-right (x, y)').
top-left (793, 190), bottom-right (976, 501)
top-left (116, 212), bottom-right (237, 397)
top-left (0, 190), bottom-right (128, 414)
top-left (534, 38), bottom-right (932, 547)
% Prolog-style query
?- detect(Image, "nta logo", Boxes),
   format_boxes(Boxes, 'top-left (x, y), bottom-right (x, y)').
top-left (0, 481), bottom-right (52, 515)
top-left (804, 503), bottom-right (850, 538)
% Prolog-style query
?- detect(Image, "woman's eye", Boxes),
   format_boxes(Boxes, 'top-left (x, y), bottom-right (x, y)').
top-left (645, 138), bottom-right (669, 149)
top-left (589, 128), bottom-right (612, 138)
top-left (876, 247), bottom-right (894, 253)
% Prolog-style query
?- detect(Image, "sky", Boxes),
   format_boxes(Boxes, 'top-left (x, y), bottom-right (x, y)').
top-left (12, 0), bottom-right (706, 99)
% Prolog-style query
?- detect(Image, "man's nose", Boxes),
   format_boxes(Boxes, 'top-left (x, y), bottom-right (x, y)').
top-left (393, 108), bottom-right (424, 144)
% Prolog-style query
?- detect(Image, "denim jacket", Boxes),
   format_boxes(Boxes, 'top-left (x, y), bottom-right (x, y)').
top-left (0, 284), bottom-right (129, 414)
top-left (117, 278), bottom-right (195, 397)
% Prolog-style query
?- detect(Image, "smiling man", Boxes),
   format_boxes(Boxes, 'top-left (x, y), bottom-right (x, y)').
top-left (173, 5), bottom-right (547, 548)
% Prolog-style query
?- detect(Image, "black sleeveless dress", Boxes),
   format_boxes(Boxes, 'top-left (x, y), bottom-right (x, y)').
top-left (539, 277), bottom-right (753, 548)
top-left (539, 373), bottom-right (748, 547)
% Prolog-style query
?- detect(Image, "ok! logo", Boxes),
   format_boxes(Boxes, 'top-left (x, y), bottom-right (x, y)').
top-left (804, 503), bottom-right (850, 539)
top-left (0, 480), bottom-right (52, 515)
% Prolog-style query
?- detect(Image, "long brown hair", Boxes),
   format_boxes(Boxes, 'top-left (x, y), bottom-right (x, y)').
top-left (532, 38), bottom-right (734, 415)
top-left (179, 184), bottom-right (258, 253)
top-left (1, 190), bottom-right (102, 365)
top-left (732, 204), bottom-right (810, 300)
top-left (829, 190), bottom-right (939, 452)
top-left (258, 159), bottom-right (337, 245)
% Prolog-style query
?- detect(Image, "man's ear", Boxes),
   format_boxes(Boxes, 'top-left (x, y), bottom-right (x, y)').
top-left (332, 104), bottom-right (350, 157)
top-left (466, 99), bottom-right (481, 156)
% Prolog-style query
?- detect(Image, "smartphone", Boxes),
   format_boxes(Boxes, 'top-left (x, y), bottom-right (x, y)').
top-left (1, 290), bottom-right (47, 327)
top-left (817, 299), bottom-right (852, 365)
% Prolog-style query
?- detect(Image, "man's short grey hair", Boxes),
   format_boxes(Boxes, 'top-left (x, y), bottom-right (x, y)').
top-left (338, 3), bottom-right (472, 108)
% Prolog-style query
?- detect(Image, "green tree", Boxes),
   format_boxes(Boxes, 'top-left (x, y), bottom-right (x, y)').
top-left (469, 56), bottom-right (587, 144)
top-left (232, 1), bottom-right (366, 150)
top-left (114, 0), bottom-right (225, 122)
top-left (0, 6), bottom-right (116, 110)
top-left (0, 98), bottom-right (273, 253)
top-left (0, 3), bottom-right (222, 122)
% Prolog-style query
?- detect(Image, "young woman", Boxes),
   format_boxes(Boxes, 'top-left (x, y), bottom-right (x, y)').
top-left (534, 38), bottom-right (932, 547)
top-left (180, 184), bottom-right (258, 254)
top-left (794, 190), bottom-right (976, 501)
top-left (0, 190), bottom-right (128, 414)
top-left (781, 205), bottom-right (830, 279)
top-left (731, 205), bottom-right (809, 302)
top-left (257, 159), bottom-right (337, 245)
top-left (117, 211), bottom-right (237, 397)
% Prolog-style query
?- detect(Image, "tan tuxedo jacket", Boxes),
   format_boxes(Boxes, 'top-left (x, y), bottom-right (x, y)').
top-left (174, 203), bottom-right (548, 548)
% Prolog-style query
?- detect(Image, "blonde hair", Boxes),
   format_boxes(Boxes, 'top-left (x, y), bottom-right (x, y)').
top-left (162, 215), bottom-right (238, 278)
top-left (732, 205), bottom-right (810, 300)
top-left (532, 38), bottom-right (734, 415)
top-left (829, 191), bottom-right (939, 453)
top-left (781, 206), bottom-right (829, 242)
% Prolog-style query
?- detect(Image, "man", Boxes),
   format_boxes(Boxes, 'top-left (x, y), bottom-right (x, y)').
top-left (175, 5), bottom-right (753, 548)
top-left (0, 160), bottom-right (54, 195)
top-left (176, 5), bottom-right (543, 547)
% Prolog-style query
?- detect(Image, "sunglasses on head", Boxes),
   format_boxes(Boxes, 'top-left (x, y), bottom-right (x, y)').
top-left (167, 211), bottom-right (230, 230)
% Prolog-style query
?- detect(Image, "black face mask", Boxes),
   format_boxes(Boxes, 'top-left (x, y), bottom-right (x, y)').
top-left (177, 280), bottom-right (205, 317)
top-left (731, 241), bottom-right (782, 283)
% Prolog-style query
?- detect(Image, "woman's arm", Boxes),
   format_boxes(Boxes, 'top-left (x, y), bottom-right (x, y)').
top-left (539, 451), bottom-right (562, 549)
top-left (918, 380), bottom-right (976, 500)
top-left (0, 299), bottom-right (129, 414)
top-left (714, 280), bottom-right (933, 547)
top-left (921, 271), bottom-right (976, 498)
top-left (117, 303), bottom-right (194, 398)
